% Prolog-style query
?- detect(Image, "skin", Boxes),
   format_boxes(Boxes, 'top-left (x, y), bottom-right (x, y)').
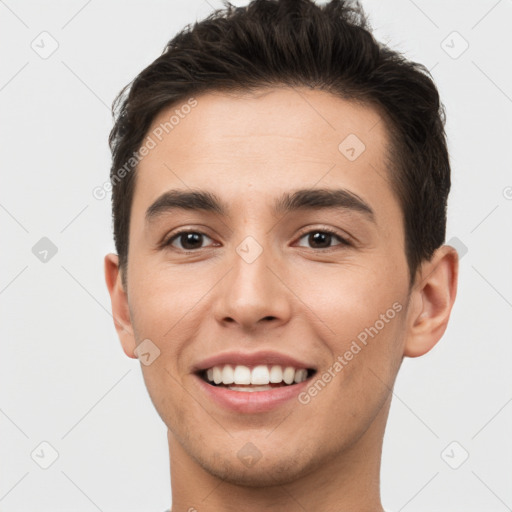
top-left (105, 87), bottom-right (458, 512)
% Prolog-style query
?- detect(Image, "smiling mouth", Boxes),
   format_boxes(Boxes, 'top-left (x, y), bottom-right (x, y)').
top-left (199, 364), bottom-right (316, 392)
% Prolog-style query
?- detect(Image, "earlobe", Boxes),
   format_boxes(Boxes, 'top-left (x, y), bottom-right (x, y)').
top-left (104, 253), bottom-right (138, 359)
top-left (403, 245), bottom-right (459, 358)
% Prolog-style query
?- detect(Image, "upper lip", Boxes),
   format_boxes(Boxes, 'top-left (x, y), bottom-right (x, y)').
top-left (193, 350), bottom-right (315, 373)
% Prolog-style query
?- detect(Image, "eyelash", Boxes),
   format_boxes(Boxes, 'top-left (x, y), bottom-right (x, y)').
top-left (162, 227), bottom-right (352, 252)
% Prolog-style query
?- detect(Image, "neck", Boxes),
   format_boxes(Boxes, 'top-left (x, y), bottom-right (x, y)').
top-left (167, 396), bottom-right (391, 512)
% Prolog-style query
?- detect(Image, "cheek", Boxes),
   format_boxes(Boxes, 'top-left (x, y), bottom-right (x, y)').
top-left (293, 260), bottom-right (405, 337)
top-left (128, 262), bottom-right (203, 336)
top-left (292, 261), bottom-right (407, 409)
top-left (139, 362), bottom-right (191, 435)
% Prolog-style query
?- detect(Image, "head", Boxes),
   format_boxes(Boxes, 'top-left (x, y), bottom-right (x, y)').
top-left (105, 0), bottom-right (458, 490)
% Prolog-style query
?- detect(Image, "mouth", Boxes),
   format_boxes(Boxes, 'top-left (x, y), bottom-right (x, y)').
top-left (198, 364), bottom-right (317, 392)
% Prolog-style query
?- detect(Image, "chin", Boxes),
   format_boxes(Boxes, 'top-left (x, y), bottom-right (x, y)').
top-left (201, 458), bottom-right (308, 487)
top-left (189, 443), bottom-right (327, 488)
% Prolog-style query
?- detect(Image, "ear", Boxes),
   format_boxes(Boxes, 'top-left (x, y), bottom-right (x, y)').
top-left (104, 253), bottom-right (137, 359)
top-left (404, 245), bottom-right (459, 358)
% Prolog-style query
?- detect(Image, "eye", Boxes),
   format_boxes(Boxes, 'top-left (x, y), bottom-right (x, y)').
top-left (296, 229), bottom-right (351, 249)
top-left (164, 230), bottom-right (216, 251)
top-left (162, 228), bottom-right (350, 252)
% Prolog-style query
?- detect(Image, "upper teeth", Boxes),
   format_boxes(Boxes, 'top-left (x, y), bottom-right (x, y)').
top-left (205, 365), bottom-right (308, 386)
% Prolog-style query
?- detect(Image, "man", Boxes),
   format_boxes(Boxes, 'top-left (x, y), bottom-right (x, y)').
top-left (104, 0), bottom-right (458, 510)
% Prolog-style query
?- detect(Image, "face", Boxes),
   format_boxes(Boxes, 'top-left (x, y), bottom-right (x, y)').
top-left (120, 87), bottom-right (412, 485)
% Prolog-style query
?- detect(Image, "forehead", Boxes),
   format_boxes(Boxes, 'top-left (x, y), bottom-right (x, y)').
top-left (147, 87), bottom-right (387, 161)
top-left (132, 87), bottom-right (397, 222)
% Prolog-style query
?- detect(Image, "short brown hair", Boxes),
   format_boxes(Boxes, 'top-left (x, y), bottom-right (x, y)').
top-left (109, 0), bottom-right (450, 288)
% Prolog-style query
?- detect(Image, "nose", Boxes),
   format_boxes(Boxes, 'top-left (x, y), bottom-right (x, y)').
top-left (212, 242), bottom-right (293, 332)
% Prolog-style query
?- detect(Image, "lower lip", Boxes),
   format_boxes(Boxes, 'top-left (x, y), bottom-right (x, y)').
top-left (194, 374), bottom-right (311, 413)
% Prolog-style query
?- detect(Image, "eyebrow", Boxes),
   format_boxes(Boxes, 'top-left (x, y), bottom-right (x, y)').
top-left (145, 187), bottom-right (375, 225)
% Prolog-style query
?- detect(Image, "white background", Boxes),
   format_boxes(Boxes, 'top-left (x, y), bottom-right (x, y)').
top-left (1, 1), bottom-right (511, 511)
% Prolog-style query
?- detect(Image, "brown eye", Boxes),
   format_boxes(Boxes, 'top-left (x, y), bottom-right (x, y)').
top-left (165, 231), bottom-right (214, 251)
top-left (296, 230), bottom-right (350, 249)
